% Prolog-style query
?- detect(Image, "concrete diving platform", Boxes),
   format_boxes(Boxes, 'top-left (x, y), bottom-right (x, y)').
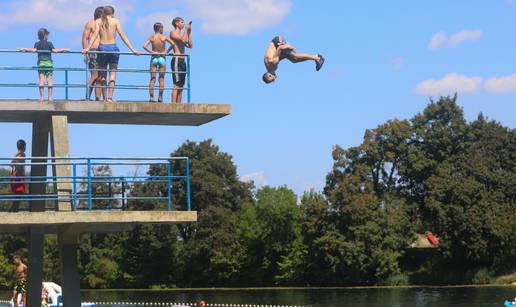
top-left (0, 210), bottom-right (197, 234)
top-left (0, 100), bottom-right (231, 126)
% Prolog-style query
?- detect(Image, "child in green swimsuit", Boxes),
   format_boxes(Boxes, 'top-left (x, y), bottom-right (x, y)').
top-left (18, 28), bottom-right (69, 102)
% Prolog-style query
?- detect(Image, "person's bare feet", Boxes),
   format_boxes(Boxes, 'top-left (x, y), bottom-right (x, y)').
top-left (316, 54), bottom-right (325, 71)
top-left (48, 97), bottom-right (53, 103)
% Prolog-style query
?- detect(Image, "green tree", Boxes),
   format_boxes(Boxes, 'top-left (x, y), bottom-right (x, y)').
top-left (255, 186), bottom-right (303, 285)
top-left (325, 119), bottom-right (414, 284)
top-left (423, 113), bottom-right (516, 271)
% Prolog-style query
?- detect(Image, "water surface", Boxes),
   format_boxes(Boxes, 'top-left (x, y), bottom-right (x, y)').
top-left (2, 286), bottom-right (515, 306)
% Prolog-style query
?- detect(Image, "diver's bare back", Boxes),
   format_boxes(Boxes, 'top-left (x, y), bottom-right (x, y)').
top-left (264, 42), bottom-right (279, 74)
top-left (96, 17), bottom-right (120, 43)
top-left (16, 263), bottom-right (27, 281)
top-left (151, 34), bottom-right (167, 53)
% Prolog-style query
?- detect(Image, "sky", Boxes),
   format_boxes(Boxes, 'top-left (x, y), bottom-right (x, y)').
top-left (0, 0), bottom-right (515, 196)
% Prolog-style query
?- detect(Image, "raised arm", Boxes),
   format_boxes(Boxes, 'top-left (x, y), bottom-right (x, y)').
top-left (116, 20), bottom-right (140, 55)
top-left (170, 29), bottom-right (188, 45)
top-left (186, 23), bottom-right (193, 49)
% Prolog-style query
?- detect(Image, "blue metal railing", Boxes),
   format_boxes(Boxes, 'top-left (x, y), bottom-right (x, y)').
top-left (0, 157), bottom-right (191, 211)
top-left (0, 50), bottom-right (191, 103)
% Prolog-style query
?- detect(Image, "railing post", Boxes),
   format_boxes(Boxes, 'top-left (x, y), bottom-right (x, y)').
top-left (186, 158), bottom-right (191, 211)
top-left (187, 55), bottom-right (191, 103)
top-left (85, 53), bottom-right (90, 101)
top-left (108, 181), bottom-right (112, 210)
top-left (121, 178), bottom-right (126, 210)
top-left (87, 158), bottom-right (92, 210)
top-left (167, 160), bottom-right (172, 211)
top-left (65, 69), bottom-right (69, 100)
top-left (72, 164), bottom-right (77, 210)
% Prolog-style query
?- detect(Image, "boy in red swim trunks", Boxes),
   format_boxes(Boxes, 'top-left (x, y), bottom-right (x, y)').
top-left (10, 140), bottom-right (27, 212)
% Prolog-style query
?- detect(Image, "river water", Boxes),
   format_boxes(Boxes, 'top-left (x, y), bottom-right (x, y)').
top-left (2, 286), bottom-right (515, 306)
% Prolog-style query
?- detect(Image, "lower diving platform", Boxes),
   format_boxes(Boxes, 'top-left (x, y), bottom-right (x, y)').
top-left (0, 210), bottom-right (197, 234)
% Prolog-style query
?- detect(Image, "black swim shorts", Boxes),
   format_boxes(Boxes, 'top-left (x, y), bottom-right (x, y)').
top-left (171, 57), bottom-right (187, 87)
top-left (272, 35), bottom-right (287, 48)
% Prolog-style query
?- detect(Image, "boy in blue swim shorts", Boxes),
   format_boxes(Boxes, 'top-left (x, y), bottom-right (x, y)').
top-left (82, 5), bottom-right (140, 102)
top-left (143, 22), bottom-right (176, 102)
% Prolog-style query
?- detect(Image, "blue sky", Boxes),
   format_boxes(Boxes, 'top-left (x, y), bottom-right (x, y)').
top-left (0, 0), bottom-right (515, 195)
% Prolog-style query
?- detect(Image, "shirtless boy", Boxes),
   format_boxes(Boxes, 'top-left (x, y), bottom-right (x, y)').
top-left (83, 5), bottom-right (140, 102)
top-left (143, 22), bottom-right (177, 103)
top-left (82, 6), bottom-right (104, 100)
top-left (12, 254), bottom-right (28, 307)
top-left (168, 17), bottom-right (192, 103)
top-left (262, 35), bottom-right (324, 84)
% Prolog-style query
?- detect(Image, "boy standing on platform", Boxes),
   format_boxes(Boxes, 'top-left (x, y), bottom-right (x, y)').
top-left (18, 28), bottom-right (69, 102)
top-left (82, 6), bottom-right (104, 101)
top-left (168, 17), bottom-right (193, 103)
top-left (83, 5), bottom-right (141, 102)
top-left (143, 22), bottom-right (177, 103)
top-left (10, 139), bottom-right (27, 212)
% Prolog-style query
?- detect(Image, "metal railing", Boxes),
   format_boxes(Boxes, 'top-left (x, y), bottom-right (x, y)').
top-left (0, 50), bottom-right (191, 103)
top-left (0, 157), bottom-right (191, 211)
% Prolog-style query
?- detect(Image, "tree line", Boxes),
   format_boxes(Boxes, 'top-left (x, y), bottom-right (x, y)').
top-left (0, 95), bottom-right (514, 288)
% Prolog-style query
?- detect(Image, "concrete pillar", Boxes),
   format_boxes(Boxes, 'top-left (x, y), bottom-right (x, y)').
top-left (58, 225), bottom-right (82, 307)
top-left (30, 117), bottom-right (50, 212)
top-left (50, 115), bottom-right (73, 211)
top-left (26, 227), bottom-right (44, 307)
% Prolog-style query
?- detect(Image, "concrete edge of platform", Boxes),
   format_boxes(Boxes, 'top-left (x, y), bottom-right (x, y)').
top-left (0, 210), bottom-right (197, 233)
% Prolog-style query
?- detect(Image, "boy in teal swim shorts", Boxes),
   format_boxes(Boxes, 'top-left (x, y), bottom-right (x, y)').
top-left (143, 22), bottom-right (176, 102)
top-left (18, 28), bottom-right (69, 102)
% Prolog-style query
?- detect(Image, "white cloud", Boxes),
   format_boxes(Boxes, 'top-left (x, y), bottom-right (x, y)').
top-left (449, 30), bottom-right (483, 46)
top-left (240, 171), bottom-right (267, 188)
top-left (429, 31), bottom-right (446, 50)
top-left (135, 11), bottom-right (178, 35)
top-left (428, 29), bottom-right (482, 50)
top-left (0, 0), bottom-right (135, 32)
top-left (485, 73), bottom-right (516, 93)
top-left (415, 73), bottom-right (482, 96)
top-left (0, 0), bottom-right (292, 36)
top-left (182, 0), bottom-right (292, 35)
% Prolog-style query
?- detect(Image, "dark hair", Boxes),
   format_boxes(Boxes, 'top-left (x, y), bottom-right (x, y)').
top-left (16, 139), bottom-right (26, 151)
top-left (101, 5), bottom-right (115, 30)
top-left (94, 6), bottom-right (104, 20)
top-left (37, 28), bottom-right (49, 40)
top-left (172, 17), bottom-right (183, 29)
top-left (153, 22), bottom-right (163, 32)
top-left (262, 73), bottom-right (274, 84)
top-left (13, 254), bottom-right (21, 259)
